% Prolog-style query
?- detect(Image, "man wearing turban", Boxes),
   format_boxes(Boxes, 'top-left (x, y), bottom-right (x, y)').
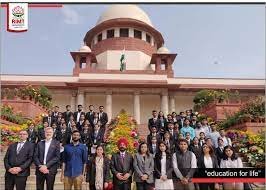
top-left (110, 137), bottom-right (134, 190)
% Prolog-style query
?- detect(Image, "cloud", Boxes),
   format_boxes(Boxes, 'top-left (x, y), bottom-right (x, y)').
top-left (61, 6), bottom-right (81, 25)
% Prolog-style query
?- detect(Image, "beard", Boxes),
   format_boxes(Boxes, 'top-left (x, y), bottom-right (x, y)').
top-left (72, 138), bottom-right (80, 142)
top-left (119, 147), bottom-right (126, 152)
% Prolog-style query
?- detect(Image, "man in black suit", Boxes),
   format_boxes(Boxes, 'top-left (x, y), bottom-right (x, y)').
top-left (52, 106), bottom-right (60, 121)
top-left (27, 123), bottom-right (38, 143)
top-left (167, 122), bottom-right (179, 142)
top-left (148, 110), bottom-right (160, 132)
top-left (4, 130), bottom-right (34, 190)
top-left (177, 112), bottom-right (186, 129)
top-left (98, 105), bottom-right (108, 127)
top-left (76, 113), bottom-right (86, 132)
top-left (146, 125), bottom-right (161, 146)
top-left (34, 127), bottom-right (60, 190)
top-left (111, 138), bottom-right (134, 190)
top-left (55, 123), bottom-right (71, 146)
top-left (88, 123), bottom-right (105, 155)
top-left (215, 137), bottom-right (225, 165)
top-left (62, 105), bottom-right (73, 124)
top-left (43, 110), bottom-right (54, 127)
top-left (37, 121), bottom-right (49, 142)
top-left (148, 136), bottom-right (159, 157)
top-left (85, 104), bottom-right (95, 126)
top-left (73, 104), bottom-right (85, 123)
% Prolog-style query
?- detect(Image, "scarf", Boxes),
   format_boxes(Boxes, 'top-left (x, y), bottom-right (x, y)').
top-left (95, 156), bottom-right (104, 190)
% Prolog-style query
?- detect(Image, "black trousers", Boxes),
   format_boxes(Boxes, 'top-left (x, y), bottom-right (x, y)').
top-left (113, 182), bottom-right (131, 190)
top-left (36, 173), bottom-right (56, 190)
top-left (136, 182), bottom-right (153, 190)
top-left (5, 173), bottom-right (27, 190)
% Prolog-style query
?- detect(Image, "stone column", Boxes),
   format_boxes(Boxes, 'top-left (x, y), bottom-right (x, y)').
top-left (169, 95), bottom-right (176, 113)
top-left (71, 91), bottom-right (77, 111)
top-left (86, 55), bottom-right (91, 71)
top-left (155, 56), bottom-right (161, 72)
top-left (161, 91), bottom-right (169, 115)
top-left (76, 90), bottom-right (85, 108)
top-left (75, 55), bottom-right (80, 69)
top-left (133, 91), bottom-right (140, 124)
top-left (106, 90), bottom-right (112, 123)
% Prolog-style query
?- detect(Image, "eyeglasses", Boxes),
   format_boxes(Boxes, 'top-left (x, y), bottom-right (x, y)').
top-left (203, 146), bottom-right (209, 149)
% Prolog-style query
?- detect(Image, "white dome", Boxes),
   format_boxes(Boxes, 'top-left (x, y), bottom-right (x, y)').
top-left (79, 45), bottom-right (91, 52)
top-left (157, 46), bottom-right (170, 54)
top-left (97, 5), bottom-right (153, 27)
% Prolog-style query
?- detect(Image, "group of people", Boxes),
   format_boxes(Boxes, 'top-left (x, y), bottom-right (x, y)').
top-left (4, 105), bottom-right (244, 190)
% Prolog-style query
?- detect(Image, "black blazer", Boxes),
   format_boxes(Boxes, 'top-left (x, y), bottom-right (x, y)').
top-left (81, 130), bottom-right (92, 145)
top-left (89, 128), bottom-right (105, 146)
top-left (215, 147), bottom-right (224, 165)
top-left (111, 152), bottom-right (134, 185)
top-left (55, 128), bottom-right (71, 146)
top-left (148, 143), bottom-right (159, 155)
top-left (197, 155), bottom-right (219, 169)
top-left (62, 111), bottom-right (73, 123)
top-left (146, 133), bottom-right (161, 146)
top-left (86, 157), bottom-right (110, 184)
top-left (85, 111), bottom-right (95, 125)
top-left (99, 112), bottom-right (108, 126)
top-left (34, 139), bottom-right (60, 175)
top-left (148, 118), bottom-right (161, 132)
top-left (4, 141), bottom-right (34, 177)
top-left (37, 128), bottom-right (45, 142)
top-left (76, 120), bottom-right (85, 132)
top-left (73, 111), bottom-right (85, 122)
top-left (154, 153), bottom-right (173, 179)
top-left (27, 129), bottom-right (38, 143)
top-left (189, 145), bottom-right (202, 159)
top-left (43, 116), bottom-right (55, 127)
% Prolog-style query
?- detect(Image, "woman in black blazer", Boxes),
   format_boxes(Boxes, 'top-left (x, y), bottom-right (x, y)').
top-left (86, 145), bottom-right (111, 190)
top-left (197, 143), bottom-right (219, 190)
top-left (154, 141), bottom-right (174, 190)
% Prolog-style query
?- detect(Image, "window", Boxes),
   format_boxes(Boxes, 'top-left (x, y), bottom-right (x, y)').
top-left (146, 34), bottom-right (151, 43)
top-left (80, 62), bottom-right (86, 69)
top-left (97, 33), bottom-right (102, 42)
top-left (107, 29), bottom-right (114, 39)
top-left (120, 28), bottom-right (129, 37)
top-left (134, 29), bottom-right (142, 39)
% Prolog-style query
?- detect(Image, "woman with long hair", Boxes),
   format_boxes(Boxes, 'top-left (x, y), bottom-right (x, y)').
top-left (86, 145), bottom-right (110, 190)
top-left (220, 145), bottom-right (243, 190)
top-left (133, 142), bottom-right (154, 190)
top-left (197, 143), bottom-right (219, 190)
top-left (154, 141), bottom-right (174, 190)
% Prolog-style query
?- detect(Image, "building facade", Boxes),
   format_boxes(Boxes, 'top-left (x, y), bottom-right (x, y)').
top-left (1, 5), bottom-right (264, 125)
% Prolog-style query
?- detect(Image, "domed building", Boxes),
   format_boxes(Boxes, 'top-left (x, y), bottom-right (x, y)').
top-left (1, 5), bottom-right (264, 136)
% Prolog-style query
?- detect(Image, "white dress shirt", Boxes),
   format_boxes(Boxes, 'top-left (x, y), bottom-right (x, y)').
top-left (161, 153), bottom-right (167, 176)
top-left (204, 156), bottom-right (213, 168)
top-left (44, 139), bottom-right (52, 165)
top-left (17, 140), bottom-right (26, 153)
top-left (77, 112), bottom-right (81, 122)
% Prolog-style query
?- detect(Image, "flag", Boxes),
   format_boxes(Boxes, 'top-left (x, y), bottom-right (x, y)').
top-left (120, 48), bottom-right (126, 72)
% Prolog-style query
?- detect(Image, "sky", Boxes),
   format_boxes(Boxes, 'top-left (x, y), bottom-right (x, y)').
top-left (1, 4), bottom-right (265, 79)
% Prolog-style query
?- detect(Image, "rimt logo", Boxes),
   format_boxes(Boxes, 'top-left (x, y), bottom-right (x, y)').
top-left (8, 3), bottom-right (28, 32)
